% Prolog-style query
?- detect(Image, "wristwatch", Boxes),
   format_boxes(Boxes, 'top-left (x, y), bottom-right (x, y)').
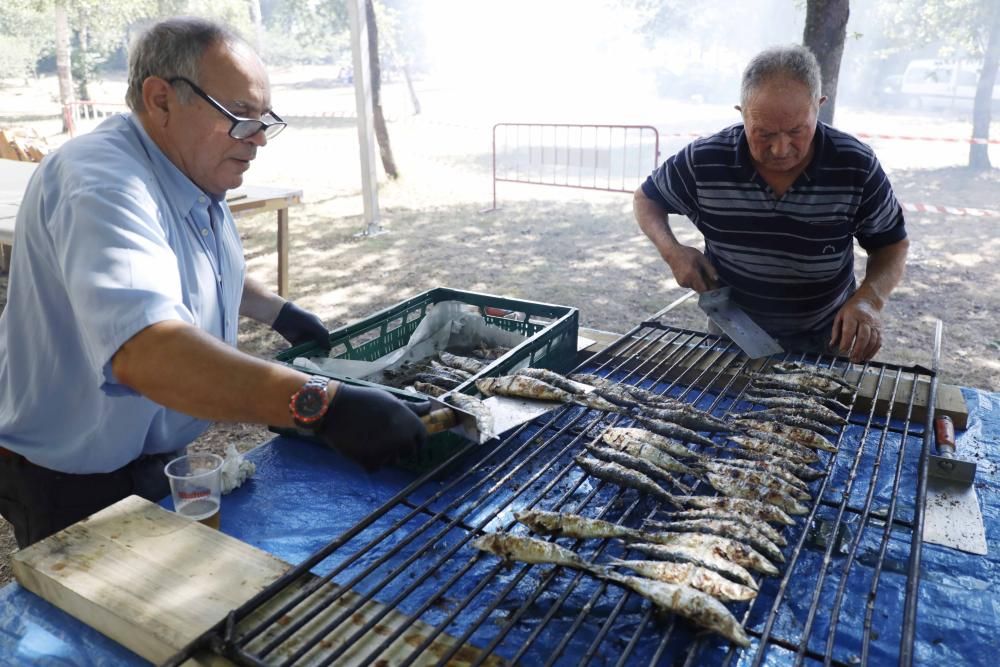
top-left (289, 376), bottom-right (332, 432)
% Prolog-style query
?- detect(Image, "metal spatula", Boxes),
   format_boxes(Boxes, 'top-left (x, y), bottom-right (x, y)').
top-left (698, 286), bottom-right (783, 359)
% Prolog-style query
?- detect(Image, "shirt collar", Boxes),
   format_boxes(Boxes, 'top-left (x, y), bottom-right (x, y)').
top-left (126, 113), bottom-right (208, 217)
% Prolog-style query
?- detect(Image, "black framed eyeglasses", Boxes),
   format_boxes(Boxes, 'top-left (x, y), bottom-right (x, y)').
top-left (169, 76), bottom-right (286, 140)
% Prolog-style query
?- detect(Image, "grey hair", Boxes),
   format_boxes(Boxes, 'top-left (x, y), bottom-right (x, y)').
top-left (126, 17), bottom-right (246, 112)
top-left (740, 45), bottom-right (822, 108)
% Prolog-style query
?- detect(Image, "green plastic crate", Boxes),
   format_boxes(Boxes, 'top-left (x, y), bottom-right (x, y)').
top-left (273, 287), bottom-right (579, 471)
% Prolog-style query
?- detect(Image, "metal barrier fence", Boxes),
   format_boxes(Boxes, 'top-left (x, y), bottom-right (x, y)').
top-left (62, 101), bottom-right (129, 137)
top-left (489, 123), bottom-right (660, 209)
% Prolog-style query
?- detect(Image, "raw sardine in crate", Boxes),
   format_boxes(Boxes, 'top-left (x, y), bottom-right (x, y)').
top-left (274, 287), bottom-right (579, 468)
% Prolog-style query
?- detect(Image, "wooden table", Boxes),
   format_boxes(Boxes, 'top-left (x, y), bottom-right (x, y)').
top-left (227, 185), bottom-right (303, 297)
top-left (0, 158), bottom-right (302, 297)
top-left (0, 159), bottom-right (37, 271)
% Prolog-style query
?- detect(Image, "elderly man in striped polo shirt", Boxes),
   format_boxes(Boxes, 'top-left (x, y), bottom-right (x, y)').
top-left (635, 45), bottom-right (909, 364)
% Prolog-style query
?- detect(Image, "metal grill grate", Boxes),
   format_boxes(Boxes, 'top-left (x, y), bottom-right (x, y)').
top-left (166, 320), bottom-right (935, 667)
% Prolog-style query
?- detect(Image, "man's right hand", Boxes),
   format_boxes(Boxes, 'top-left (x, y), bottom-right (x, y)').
top-left (318, 384), bottom-right (429, 472)
top-left (664, 245), bottom-right (719, 293)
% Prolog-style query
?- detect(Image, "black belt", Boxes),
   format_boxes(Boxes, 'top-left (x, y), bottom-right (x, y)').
top-left (0, 446), bottom-right (23, 460)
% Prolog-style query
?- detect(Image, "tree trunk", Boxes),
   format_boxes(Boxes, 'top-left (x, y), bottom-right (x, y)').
top-left (366, 0), bottom-right (399, 179)
top-left (802, 0), bottom-right (850, 126)
top-left (76, 19), bottom-right (91, 101)
top-left (246, 0), bottom-right (265, 54)
top-left (402, 63), bottom-right (421, 115)
top-left (55, 4), bottom-right (75, 134)
top-left (970, 1), bottom-right (1000, 170)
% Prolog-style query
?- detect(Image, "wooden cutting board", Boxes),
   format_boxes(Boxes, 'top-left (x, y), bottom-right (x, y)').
top-left (13, 495), bottom-right (501, 666)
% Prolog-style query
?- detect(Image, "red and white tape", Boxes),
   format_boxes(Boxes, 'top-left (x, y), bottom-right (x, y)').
top-left (855, 132), bottom-right (1000, 146)
top-left (902, 202), bottom-right (1000, 218)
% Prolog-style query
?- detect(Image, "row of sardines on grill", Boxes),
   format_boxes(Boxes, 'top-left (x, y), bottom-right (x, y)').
top-left (468, 362), bottom-right (854, 648)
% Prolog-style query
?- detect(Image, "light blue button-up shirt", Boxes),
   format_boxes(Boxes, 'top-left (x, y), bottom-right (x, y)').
top-left (0, 114), bottom-right (246, 473)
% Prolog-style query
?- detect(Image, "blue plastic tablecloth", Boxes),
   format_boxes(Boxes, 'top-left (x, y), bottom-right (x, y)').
top-left (0, 388), bottom-right (998, 666)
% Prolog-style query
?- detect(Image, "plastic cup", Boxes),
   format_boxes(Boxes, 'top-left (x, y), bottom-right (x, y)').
top-left (164, 453), bottom-right (223, 529)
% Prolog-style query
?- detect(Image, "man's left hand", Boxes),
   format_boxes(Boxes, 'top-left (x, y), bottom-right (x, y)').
top-left (272, 302), bottom-right (332, 350)
top-left (830, 294), bottom-right (882, 363)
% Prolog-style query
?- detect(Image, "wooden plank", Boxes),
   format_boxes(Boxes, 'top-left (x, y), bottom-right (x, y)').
top-left (585, 335), bottom-right (969, 429)
top-left (0, 131), bottom-right (19, 161)
top-left (13, 496), bottom-right (500, 666)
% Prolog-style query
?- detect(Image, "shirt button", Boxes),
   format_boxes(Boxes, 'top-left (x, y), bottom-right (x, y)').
top-left (201, 228), bottom-right (209, 236)
top-left (198, 196), bottom-right (206, 203)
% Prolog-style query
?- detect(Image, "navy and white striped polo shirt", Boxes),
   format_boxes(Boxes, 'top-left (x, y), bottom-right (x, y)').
top-left (642, 122), bottom-right (906, 338)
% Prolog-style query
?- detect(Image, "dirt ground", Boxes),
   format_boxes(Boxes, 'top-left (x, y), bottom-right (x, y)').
top-left (1, 70), bottom-right (999, 586)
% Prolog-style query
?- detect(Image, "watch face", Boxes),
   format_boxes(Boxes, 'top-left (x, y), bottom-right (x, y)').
top-left (296, 388), bottom-right (326, 418)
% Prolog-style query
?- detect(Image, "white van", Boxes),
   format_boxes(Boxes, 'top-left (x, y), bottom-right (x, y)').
top-left (899, 59), bottom-right (1000, 109)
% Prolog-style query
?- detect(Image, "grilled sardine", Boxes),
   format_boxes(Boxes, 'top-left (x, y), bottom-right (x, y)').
top-left (613, 574), bottom-right (751, 647)
top-left (705, 472), bottom-right (809, 515)
top-left (516, 367), bottom-right (591, 395)
top-left (634, 416), bottom-right (717, 447)
top-left (636, 405), bottom-right (731, 433)
top-left (628, 542), bottom-right (757, 588)
top-left (771, 361), bottom-right (854, 389)
top-left (600, 433), bottom-right (697, 476)
top-left (431, 359), bottom-right (472, 380)
top-left (413, 372), bottom-right (462, 390)
top-left (729, 432), bottom-right (821, 464)
top-left (603, 427), bottom-right (704, 460)
top-left (750, 373), bottom-right (845, 398)
top-left (641, 530), bottom-right (779, 575)
top-left (674, 495), bottom-right (796, 526)
top-left (514, 509), bottom-right (635, 540)
top-left (733, 409), bottom-right (840, 436)
top-left (592, 384), bottom-right (644, 409)
top-left (444, 392), bottom-right (495, 439)
top-left (744, 393), bottom-right (848, 424)
top-left (439, 351), bottom-right (486, 374)
top-left (747, 384), bottom-right (851, 411)
top-left (472, 532), bottom-right (604, 573)
top-left (654, 509), bottom-right (787, 547)
top-left (719, 448), bottom-right (823, 482)
top-left (643, 517), bottom-right (784, 565)
top-left (738, 420), bottom-right (837, 452)
top-left (585, 444), bottom-right (692, 493)
top-left (696, 460), bottom-right (811, 501)
top-left (715, 456), bottom-right (810, 492)
top-left (475, 375), bottom-right (573, 402)
top-left (574, 456), bottom-right (679, 507)
top-left (476, 530), bottom-right (751, 647)
top-left (610, 558), bottom-right (757, 602)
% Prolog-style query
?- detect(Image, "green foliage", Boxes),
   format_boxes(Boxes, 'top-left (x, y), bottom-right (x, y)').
top-left (614, 0), bottom-right (695, 46)
top-left (0, 0), bottom-right (53, 80)
top-left (268, 0), bottom-right (350, 64)
top-left (875, 0), bottom-right (994, 58)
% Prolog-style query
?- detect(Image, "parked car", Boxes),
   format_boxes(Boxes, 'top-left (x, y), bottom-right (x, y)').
top-left (899, 59), bottom-right (1000, 109)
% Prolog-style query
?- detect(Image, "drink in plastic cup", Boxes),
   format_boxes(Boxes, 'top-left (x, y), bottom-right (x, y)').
top-left (164, 453), bottom-right (223, 529)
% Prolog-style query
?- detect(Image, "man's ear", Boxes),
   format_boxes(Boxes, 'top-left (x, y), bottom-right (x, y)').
top-left (818, 95), bottom-right (829, 107)
top-left (141, 77), bottom-right (172, 126)
top-left (734, 104), bottom-right (742, 113)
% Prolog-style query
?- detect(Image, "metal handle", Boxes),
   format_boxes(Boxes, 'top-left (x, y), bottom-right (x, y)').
top-left (934, 415), bottom-right (956, 459)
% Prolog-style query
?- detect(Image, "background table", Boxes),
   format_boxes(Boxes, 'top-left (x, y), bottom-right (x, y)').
top-left (0, 159), bottom-right (37, 272)
top-left (0, 387), bottom-right (997, 666)
top-left (0, 158), bottom-right (301, 296)
top-left (227, 185), bottom-right (303, 297)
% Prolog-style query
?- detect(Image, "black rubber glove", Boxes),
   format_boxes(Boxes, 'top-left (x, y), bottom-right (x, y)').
top-left (318, 384), bottom-right (430, 472)
top-left (272, 301), bottom-right (331, 350)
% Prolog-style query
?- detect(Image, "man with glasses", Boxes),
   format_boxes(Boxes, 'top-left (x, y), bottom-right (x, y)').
top-left (0, 17), bottom-right (429, 549)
